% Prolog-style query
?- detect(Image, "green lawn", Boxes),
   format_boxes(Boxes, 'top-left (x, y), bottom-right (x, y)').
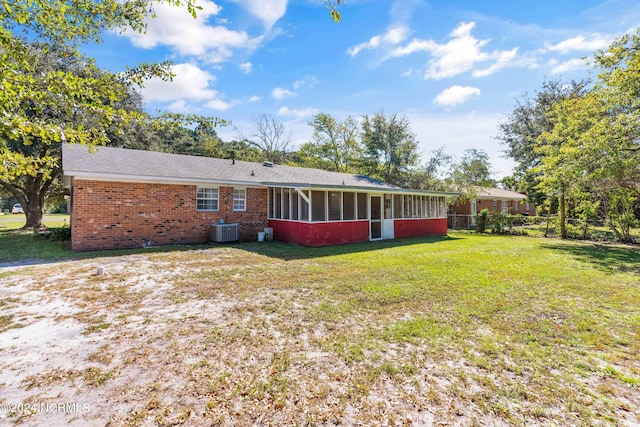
top-left (0, 231), bottom-right (638, 425)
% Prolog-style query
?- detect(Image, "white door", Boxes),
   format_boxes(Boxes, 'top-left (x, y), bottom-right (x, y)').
top-left (382, 194), bottom-right (394, 240)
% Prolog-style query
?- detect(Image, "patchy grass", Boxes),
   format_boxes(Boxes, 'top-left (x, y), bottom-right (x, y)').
top-left (1, 232), bottom-right (639, 426)
top-left (0, 215), bottom-right (210, 264)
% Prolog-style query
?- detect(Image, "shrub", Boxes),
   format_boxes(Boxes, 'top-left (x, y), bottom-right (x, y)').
top-left (476, 208), bottom-right (489, 233)
top-left (47, 223), bottom-right (71, 241)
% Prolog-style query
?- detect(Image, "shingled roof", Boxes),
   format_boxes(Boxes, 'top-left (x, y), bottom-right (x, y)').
top-left (473, 186), bottom-right (527, 200)
top-left (62, 144), bottom-right (452, 195)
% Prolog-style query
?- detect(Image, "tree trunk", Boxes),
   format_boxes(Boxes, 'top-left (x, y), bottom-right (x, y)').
top-left (23, 199), bottom-right (45, 229)
top-left (544, 199), bottom-right (551, 238)
top-left (1, 174), bottom-right (54, 230)
top-left (559, 183), bottom-right (567, 239)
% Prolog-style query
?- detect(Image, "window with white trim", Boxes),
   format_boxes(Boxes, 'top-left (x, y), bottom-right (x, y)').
top-left (501, 200), bottom-right (508, 214)
top-left (233, 188), bottom-right (246, 211)
top-left (197, 187), bottom-right (219, 211)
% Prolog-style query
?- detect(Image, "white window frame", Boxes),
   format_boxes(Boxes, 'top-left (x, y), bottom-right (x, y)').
top-left (196, 187), bottom-right (219, 211)
top-left (501, 200), bottom-right (508, 214)
top-left (233, 188), bottom-right (246, 211)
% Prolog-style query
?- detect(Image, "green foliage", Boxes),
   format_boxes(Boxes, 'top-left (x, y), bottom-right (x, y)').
top-left (574, 193), bottom-right (600, 239)
top-left (0, 1), bottom-right (225, 230)
top-left (534, 30), bottom-right (640, 243)
top-left (607, 189), bottom-right (639, 243)
top-left (476, 208), bottom-right (489, 233)
top-left (405, 147), bottom-right (452, 191)
top-left (324, 0), bottom-right (344, 22)
top-left (295, 113), bottom-right (362, 172)
top-left (46, 222), bottom-right (71, 241)
top-left (489, 213), bottom-right (523, 234)
top-left (498, 80), bottom-right (588, 207)
top-left (451, 148), bottom-right (496, 189)
top-left (360, 112), bottom-right (420, 187)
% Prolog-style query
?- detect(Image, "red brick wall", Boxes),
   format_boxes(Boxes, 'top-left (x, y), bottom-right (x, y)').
top-left (451, 200), bottom-right (473, 215)
top-left (451, 199), bottom-right (536, 216)
top-left (70, 180), bottom-right (267, 251)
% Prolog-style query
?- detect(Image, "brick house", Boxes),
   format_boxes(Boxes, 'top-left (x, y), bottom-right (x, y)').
top-left (62, 144), bottom-right (456, 251)
top-left (448, 186), bottom-right (536, 229)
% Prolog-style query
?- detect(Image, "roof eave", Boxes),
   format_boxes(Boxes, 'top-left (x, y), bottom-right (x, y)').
top-left (264, 182), bottom-right (458, 196)
top-left (63, 171), bottom-right (264, 188)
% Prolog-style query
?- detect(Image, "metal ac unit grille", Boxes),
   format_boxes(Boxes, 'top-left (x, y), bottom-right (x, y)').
top-left (210, 223), bottom-right (239, 242)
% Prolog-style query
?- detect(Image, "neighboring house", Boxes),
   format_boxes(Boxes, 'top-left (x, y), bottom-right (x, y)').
top-left (62, 144), bottom-right (456, 251)
top-left (448, 187), bottom-right (536, 229)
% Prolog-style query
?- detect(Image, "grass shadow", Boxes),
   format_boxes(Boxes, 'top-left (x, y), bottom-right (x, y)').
top-left (539, 241), bottom-right (640, 274)
top-left (236, 234), bottom-right (463, 261)
top-left (0, 228), bottom-right (216, 267)
top-left (0, 229), bottom-right (463, 267)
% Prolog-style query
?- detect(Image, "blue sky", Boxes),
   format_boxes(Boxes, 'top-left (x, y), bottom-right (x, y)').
top-left (84, 0), bottom-right (640, 179)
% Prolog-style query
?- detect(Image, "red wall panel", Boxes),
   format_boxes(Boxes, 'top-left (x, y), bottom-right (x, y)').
top-left (393, 218), bottom-right (447, 239)
top-left (268, 220), bottom-right (369, 247)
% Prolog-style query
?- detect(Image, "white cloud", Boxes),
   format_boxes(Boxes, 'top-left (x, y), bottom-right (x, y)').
top-left (167, 100), bottom-right (188, 113)
top-left (277, 106), bottom-right (319, 119)
top-left (545, 34), bottom-right (610, 54)
top-left (237, 0), bottom-right (288, 30)
top-left (347, 26), bottom-right (409, 56)
top-left (140, 63), bottom-right (218, 102)
top-left (389, 22), bottom-right (520, 80)
top-left (549, 58), bottom-right (587, 74)
top-left (248, 95), bottom-right (262, 102)
top-left (472, 48), bottom-right (518, 77)
top-left (293, 75), bottom-right (319, 89)
top-left (239, 62), bottom-right (253, 74)
top-left (433, 85), bottom-right (481, 107)
top-left (139, 63), bottom-right (230, 111)
top-left (390, 39), bottom-right (436, 57)
top-left (122, 0), bottom-right (261, 63)
top-left (272, 87), bottom-right (296, 99)
top-left (205, 99), bottom-right (232, 111)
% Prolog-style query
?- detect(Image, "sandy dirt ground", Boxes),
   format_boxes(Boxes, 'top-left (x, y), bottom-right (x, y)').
top-left (0, 247), bottom-right (638, 426)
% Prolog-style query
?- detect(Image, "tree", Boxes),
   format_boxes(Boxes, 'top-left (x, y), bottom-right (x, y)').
top-left (405, 147), bottom-right (451, 191)
top-left (236, 114), bottom-right (292, 164)
top-left (451, 148), bottom-right (496, 189)
top-left (497, 79), bottom-right (588, 206)
top-left (295, 113), bottom-right (361, 172)
top-left (501, 175), bottom-right (518, 191)
top-left (538, 29), bottom-right (640, 242)
top-left (0, 44), bottom-right (147, 228)
top-left (1, 0), bottom-right (225, 229)
top-left (360, 112), bottom-right (420, 187)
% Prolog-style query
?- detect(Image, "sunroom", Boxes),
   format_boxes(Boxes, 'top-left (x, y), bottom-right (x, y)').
top-left (266, 186), bottom-right (451, 247)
